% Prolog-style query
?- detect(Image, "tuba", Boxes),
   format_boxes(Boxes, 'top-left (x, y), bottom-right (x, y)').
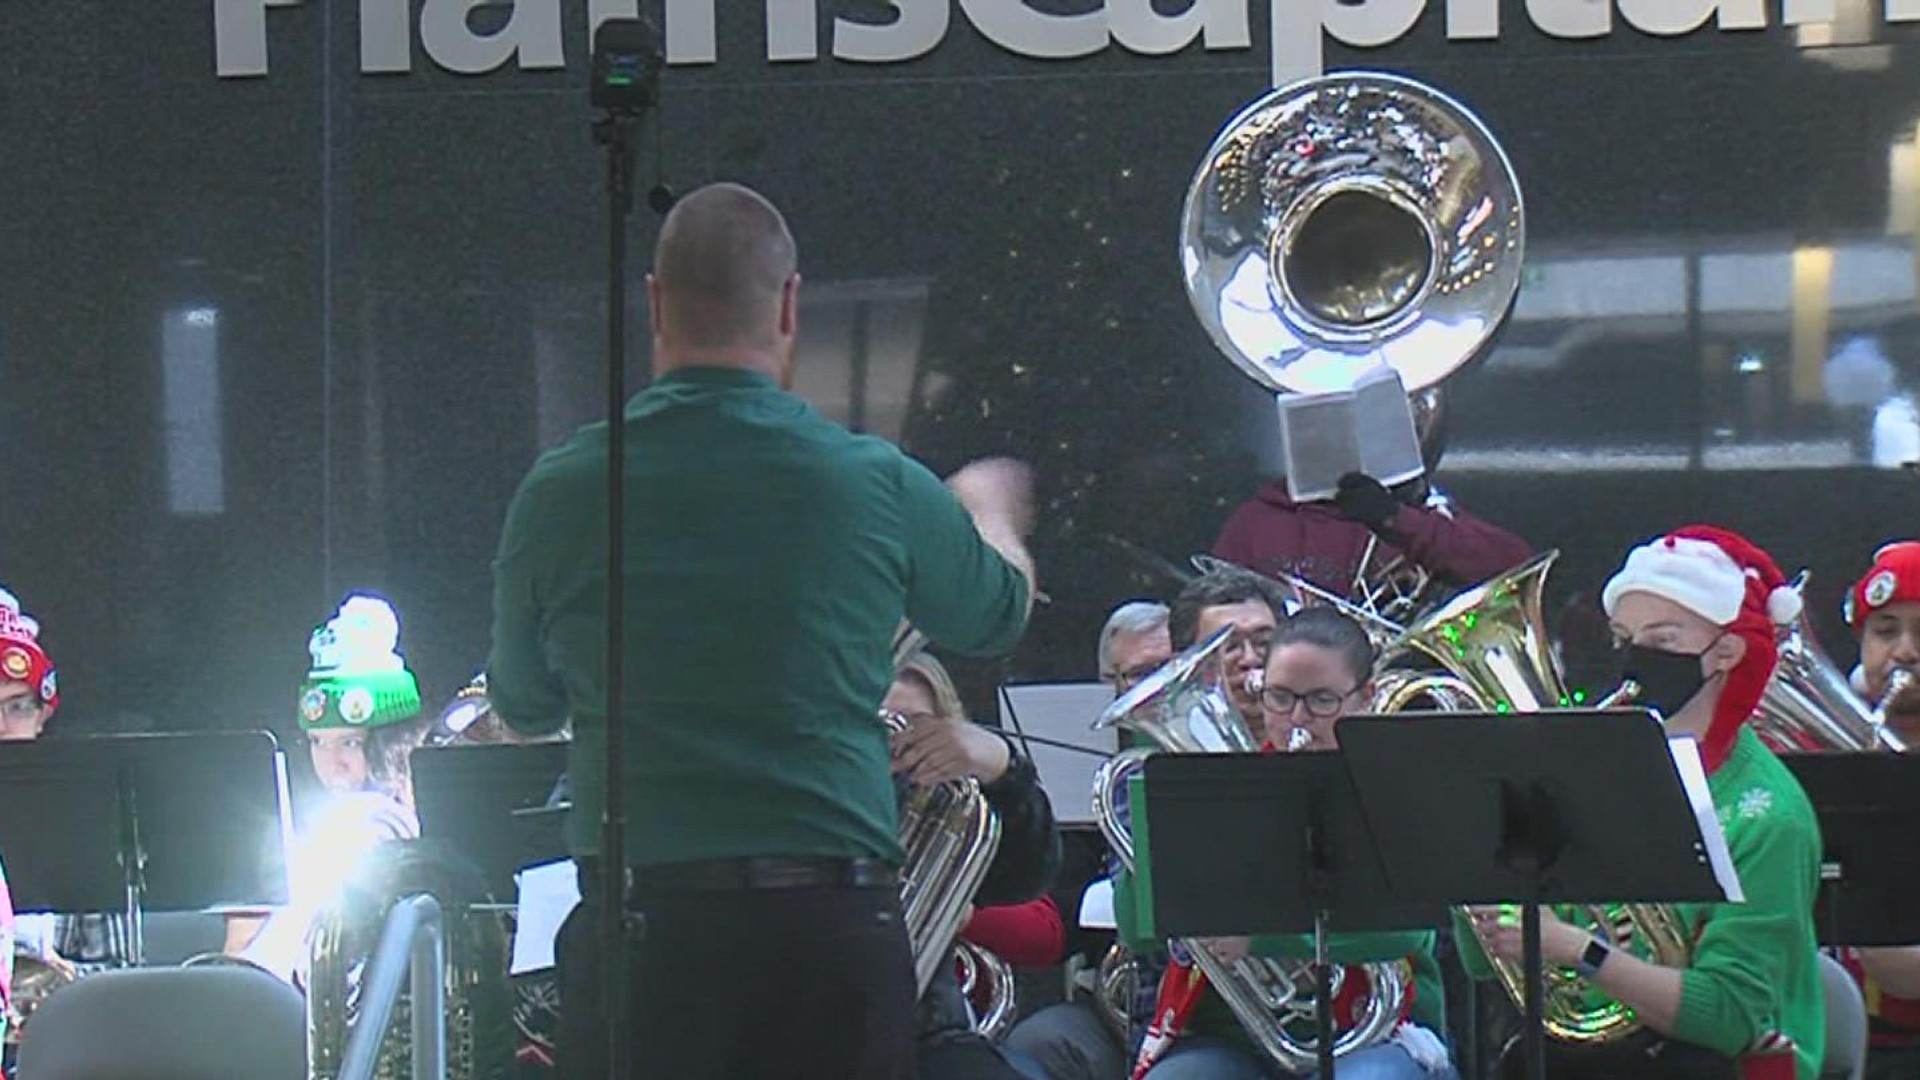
top-left (882, 706), bottom-right (1005, 998)
top-left (1090, 629), bottom-right (1411, 1073)
top-left (306, 839), bottom-right (514, 1080)
top-left (1372, 550), bottom-right (1694, 1045)
top-left (1753, 574), bottom-right (1908, 753)
top-left (954, 939), bottom-right (1019, 1041)
top-left (1179, 71), bottom-right (1524, 633)
top-left (6, 955), bottom-right (79, 1047)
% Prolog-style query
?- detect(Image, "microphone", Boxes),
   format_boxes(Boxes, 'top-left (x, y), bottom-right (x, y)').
top-left (590, 17), bottom-right (662, 115)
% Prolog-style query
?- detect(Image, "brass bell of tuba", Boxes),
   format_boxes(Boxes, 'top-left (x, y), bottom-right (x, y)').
top-left (1090, 628), bottom-right (1412, 1073)
top-left (1370, 550), bottom-right (1693, 1045)
top-left (1179, 71), bottom-right (1525, 633)
top-left (1753, 574), bottom-right (1908, 753)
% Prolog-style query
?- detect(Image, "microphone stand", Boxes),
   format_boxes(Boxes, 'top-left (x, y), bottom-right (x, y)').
top-left (589, 19), bottom-right (661, 1080)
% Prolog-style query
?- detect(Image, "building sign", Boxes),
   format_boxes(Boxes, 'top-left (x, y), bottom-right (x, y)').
top-left (214, 0), bottom-right (1920, 86)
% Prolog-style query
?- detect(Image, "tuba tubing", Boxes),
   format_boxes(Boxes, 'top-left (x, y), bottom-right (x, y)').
top-left (889, 706), bottom-right (1004, 998)
top-left (1371, 548), bottom-right (1691, 1045)
top-left (1091, 631), bottom-right (1412, 1072)
top-left (1092, 750), bottom-right (1409, 1073)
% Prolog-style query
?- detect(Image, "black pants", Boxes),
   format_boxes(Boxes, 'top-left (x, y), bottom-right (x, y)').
top-left (918, 1033), bottom-right (1031, 1080)
top-left (1498, 1030), bottom-right (1740, 1080)
top-left (557, 871), bottom-right (919, 1080)
top-left (1866, 1044), bottom-right (1920, 1080)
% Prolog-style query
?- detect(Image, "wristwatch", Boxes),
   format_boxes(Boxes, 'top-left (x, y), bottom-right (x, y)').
top-left (1573, 938), bottom-right (1612, 980)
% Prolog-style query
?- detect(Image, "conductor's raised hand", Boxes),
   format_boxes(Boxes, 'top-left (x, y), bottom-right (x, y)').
top-left (891, 714), bottom-right (1011, 788)
top-left (947, 457), bottom-right (1036, 539)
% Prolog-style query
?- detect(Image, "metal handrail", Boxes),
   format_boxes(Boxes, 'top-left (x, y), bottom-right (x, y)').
top-left (337, 892), bottom-right (447, 1080)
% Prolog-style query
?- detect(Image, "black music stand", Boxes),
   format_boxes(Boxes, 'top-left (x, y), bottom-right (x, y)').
top-left (0, 731), bottom-right (292, 963)
top-left (410, 743), bottom-right (571, 905)
top-left (1780, 752), bottom-right (1920, 946)
top-left (1335, 711), bottom-right (1732, 1080)
top-left (1140, 752), bottom-right (1448, 1078)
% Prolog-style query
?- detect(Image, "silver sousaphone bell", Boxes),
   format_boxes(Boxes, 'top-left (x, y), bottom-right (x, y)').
top-left (1179, 70), bottom-right (1525, 399)
top-left (1179, 71), bottom-right (1527, 627)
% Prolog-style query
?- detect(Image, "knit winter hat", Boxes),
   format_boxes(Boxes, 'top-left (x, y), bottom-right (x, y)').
top-left (1844, 541), bottom-right (1920, 633)
top-left (297, 595), bottom-right (421, 731)
top-left (0, 587), bottom-right (57, 712)
top-left (1602, 526), bottom-right (1798, 771)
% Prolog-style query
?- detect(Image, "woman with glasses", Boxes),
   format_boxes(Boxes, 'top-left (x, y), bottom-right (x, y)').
top-left (1112, 606), bottom-right (1459, 1080)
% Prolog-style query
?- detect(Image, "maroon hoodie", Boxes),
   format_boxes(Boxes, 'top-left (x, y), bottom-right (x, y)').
top-left (1211, 480), bottom-right (1534, 598)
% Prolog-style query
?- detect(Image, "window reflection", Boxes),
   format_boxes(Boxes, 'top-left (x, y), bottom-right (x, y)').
top-left (161, 306), bottom-right (225, 517)
top-left (788, 278), bottom-right (937, 444)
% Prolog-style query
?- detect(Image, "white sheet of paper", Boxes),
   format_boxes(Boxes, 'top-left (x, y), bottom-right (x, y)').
top-left (999, 683), bottom-right (1120, 825)
top-left (1078, 876), bottom-right (1117, 930)
top-left (1668, 737), bottom-right (1744, 904)
top-left (512, 858), bottom-right (581, 975)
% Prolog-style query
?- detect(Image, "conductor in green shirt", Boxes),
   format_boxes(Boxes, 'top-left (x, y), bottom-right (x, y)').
top-left (487, 181), bottom-right (1038, 1080)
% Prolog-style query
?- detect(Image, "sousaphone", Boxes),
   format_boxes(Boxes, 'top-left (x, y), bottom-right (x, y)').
top-left (1180, 71), bottom-right (1525, 625)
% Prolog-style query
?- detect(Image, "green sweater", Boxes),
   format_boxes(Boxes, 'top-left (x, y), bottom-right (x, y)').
top-left (1115, 774), bottom-right (1448, 1050)
top-left (487, 366), bottom-right (1029, 864)
top-left (1453, 727), bottom-right (1825, 1079)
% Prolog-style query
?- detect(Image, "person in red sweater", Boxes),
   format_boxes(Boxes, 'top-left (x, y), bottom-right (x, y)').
top-left (1833, 542), bottom-right (1920, 1080)
top-left (1211, 472), bottom-right (1532, 611)
top-left (963, 896), bottom-right (1066, 970)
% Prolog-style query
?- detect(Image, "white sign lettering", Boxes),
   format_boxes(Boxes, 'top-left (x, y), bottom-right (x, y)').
top-left (211, 0), bottom-right (1920, 80)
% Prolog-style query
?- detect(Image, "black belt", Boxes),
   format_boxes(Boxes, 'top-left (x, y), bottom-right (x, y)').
top-left (617, 855), bottom-right (898, 893)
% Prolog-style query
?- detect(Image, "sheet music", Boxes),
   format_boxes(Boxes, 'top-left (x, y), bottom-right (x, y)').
top-left (1078, 877), bottom-right (1117, 930)
top-left (511, 858), bottom-right (580, 975)
top-left (1668, 737), bottom-right (1744, 903)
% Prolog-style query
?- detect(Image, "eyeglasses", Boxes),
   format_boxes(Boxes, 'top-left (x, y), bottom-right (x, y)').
top-left (1223, 630), bottom-right (1275, 658)
top-left (1260, 686), bottom-right (1358, 719)
top-left (0, 696), bottom-right (43, 722)
top-left (1111, 664), bottom-right (1162, 689)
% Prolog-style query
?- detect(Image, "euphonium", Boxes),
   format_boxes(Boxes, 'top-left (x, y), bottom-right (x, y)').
top-left (6, 956), bottom-right (79, 1047)
top-left (1753, 576), bottom-right (1908, 753)
top-left (1372, 549), bottom-right (1693, 1045)
top-left (306, 835), bottom-right (514, 1079)
top-left (1089, 629), bottom-right (1411, 1073)
top-left (954, 939), bottom-right (1018, 1042)
top-left (882, 708), bottom-right (1005, 1000)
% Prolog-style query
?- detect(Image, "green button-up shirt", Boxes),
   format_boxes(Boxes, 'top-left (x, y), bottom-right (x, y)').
top-left (487, 366), bottom-right (1030, 866)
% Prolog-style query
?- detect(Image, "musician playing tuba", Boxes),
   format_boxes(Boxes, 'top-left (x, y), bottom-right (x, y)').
top-left (223, 593), bottom-right (427, 973)
top-left (887, 652), bottom-right (1064, 1079)
top-left (1829, 542), bottom-right (1920, 1077)
top-left (0, 585), bottom-right (130, 1031)
top-left (1211, 467), bottom-right (1531, 623)
top-left (1459, 526), bottom-right (1824, 1080)
top-left (1111, 606), bottom-right (1459, 1080)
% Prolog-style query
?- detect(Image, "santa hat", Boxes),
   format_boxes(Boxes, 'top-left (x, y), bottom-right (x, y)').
top-left (1601, 526), bottom-right (1797, 771)
top-left (0, 586), bottom-right (58, 713)
top-left (1843, 541), bottom-right (1920, 633)
top-left (297, 594), bottom-right (421, 732)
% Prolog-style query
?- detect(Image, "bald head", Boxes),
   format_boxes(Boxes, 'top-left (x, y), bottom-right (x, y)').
top-left (649, 183), bottom-right (799, 367)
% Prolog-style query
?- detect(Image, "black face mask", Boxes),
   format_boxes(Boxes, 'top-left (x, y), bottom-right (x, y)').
top-left (1620, 641), bottom-right (1715, 721)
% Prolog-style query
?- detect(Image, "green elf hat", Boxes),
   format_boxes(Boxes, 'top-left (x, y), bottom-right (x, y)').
top-left (297, 594), bottom-right (422, 731)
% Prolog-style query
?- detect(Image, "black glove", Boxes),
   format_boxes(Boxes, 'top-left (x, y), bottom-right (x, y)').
top-left (1333, 472), bottom-right (1400, 534)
